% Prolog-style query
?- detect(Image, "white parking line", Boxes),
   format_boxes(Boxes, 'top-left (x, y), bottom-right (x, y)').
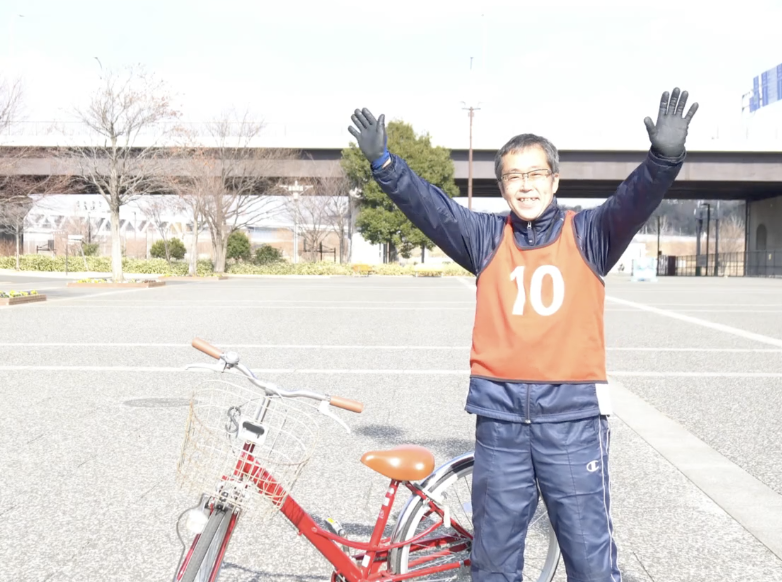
top-left (610, 378), bottom-right (782, 559)
top-left (642, 303), bottom-right (782, 307)
top-left (68, 299), bottom-right (478, 305)
top-left (0, 343), bottom-right (780, 353)
top-left (610, 371), bottom-right (782, 378)
top-left (1, 366), bottom-right (781, 377)
top-left (608, 347), bottom-right (782, 353)
top-left (194, 284), bottom-right (473, 290)
top-left (608, 286), bottom-right (781, 292)
top-left (0, 366), bottom-right (447, 374)
top-left (655, 310), bottom-right (782, 313)
top-left (27, 305), bottom-right (479, 311)
top-left (0, 286), bottom-right (168, 310)
top-left (606, 296), bottom-right (782, 348)
top-left (0, 342), bottom-right (465, 349)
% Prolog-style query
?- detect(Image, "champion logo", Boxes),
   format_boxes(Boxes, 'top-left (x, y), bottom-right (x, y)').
top-left (586, 460), bottom-right (600, 473)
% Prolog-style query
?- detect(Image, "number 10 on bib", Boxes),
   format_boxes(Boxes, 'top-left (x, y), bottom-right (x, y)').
top-left (510, 265), bottom-right (565, 316)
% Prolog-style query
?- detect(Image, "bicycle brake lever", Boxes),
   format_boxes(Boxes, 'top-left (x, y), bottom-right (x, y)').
top-left (317, 400), bottom-right (351, 434)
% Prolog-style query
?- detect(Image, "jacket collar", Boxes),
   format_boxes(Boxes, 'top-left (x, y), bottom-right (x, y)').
top-left (509, 196), bottom-right (561, 233)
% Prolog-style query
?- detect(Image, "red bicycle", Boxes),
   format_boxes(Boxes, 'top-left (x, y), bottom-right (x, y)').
top-left (172, 338), bottom-right (560, 582)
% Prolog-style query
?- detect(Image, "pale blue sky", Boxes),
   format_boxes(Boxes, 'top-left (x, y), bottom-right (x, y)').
top-left (3, 0), bottom-right (782, 152)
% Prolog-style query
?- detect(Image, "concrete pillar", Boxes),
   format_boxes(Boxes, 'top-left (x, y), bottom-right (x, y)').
top-left (747, 196), bottom-right (782, 252)
top-left (746, 195), bottom-right (782, 276)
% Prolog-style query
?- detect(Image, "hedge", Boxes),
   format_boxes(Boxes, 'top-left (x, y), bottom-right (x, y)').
top-left (0, 256), bottom-right (214, 276)
top-left (0, 255), bottom-right (474, 277)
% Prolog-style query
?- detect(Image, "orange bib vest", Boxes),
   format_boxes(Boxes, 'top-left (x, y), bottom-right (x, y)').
top-left (469, 211), bottom-right (607, 384)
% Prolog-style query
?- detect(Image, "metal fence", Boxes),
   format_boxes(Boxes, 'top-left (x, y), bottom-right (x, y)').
top-left (656, 250), bottom-right (782, 278)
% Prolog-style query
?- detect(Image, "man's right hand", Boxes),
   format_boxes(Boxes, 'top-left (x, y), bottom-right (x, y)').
top-left (348, 108), bottom-right (390, 169)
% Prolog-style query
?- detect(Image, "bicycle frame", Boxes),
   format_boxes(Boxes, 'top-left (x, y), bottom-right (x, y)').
top-left (262, 469), bottom-right (471, 581)
top-left (176, 340), bottom-right (472, 581)
top-left (178, 444), bottom-right (473, 582)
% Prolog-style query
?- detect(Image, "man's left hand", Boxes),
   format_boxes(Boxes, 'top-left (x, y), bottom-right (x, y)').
top-left (644, 87), bottom-right (698, 158)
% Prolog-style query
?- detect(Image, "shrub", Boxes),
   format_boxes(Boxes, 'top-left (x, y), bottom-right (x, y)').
top-left (168, 238), bottom-right (187, 260)
top-left (227, 231), bottom-right (252, 262)
top-left (0, 289), bottom-right (38, 298)
top-left (254, 244), bottom-right (284, 265)
top-left (150, 238), bottom-right (186, 260)
top-left (81, 242), bottom-right (100, 256)
top-left (149, 240), bottom-right (165, 259)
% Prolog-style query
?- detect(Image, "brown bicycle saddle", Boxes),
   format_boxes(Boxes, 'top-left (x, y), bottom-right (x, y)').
top-left (360, 444), bottom-right (436, 482)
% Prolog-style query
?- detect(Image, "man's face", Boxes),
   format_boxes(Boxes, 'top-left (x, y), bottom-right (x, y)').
top-left (498, 146), bottom-right (559, 221)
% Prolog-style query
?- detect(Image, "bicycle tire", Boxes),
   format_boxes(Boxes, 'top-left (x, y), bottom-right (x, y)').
top-left (179, 507), bottom-right (231, 582)
top-left (389, 453), bottom-right (560, 582)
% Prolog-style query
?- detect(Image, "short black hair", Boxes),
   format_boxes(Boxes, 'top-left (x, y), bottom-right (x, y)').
top-left (494, 133), bottom-right (559, 181)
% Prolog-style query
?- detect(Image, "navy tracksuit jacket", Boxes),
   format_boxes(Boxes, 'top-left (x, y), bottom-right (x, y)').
top-left (371, 148), bottom-right (684, 582)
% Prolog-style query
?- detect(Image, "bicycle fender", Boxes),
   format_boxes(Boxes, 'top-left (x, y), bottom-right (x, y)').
top-left (388, 451), bottom-right (474, 544)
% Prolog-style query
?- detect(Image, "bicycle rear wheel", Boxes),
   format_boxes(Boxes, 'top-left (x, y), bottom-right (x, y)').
top-left (389, 453), bottom-right (560, 581)
top-left (177, 507), bottom-right (237, 582)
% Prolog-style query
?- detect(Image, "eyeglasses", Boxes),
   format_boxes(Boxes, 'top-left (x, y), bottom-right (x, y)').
top-left (500, 169), bottom-right (553, 185)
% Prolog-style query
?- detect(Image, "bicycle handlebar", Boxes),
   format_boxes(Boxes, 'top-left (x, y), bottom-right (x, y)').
top-left (192, 337), bottom-right (223, 360)
top-left (328, 395), bottom-right (364, 413)
top-left (190, 337), bottom-right (364, 413)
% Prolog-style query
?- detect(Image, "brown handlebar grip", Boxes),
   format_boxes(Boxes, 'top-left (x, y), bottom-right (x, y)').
top-left (192, 337), bottom-right (223, 360)
top-left (329, 395), bottom-right (364, 413)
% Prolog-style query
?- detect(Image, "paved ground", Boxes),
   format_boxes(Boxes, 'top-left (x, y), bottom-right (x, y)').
top-left (1, 271), bottom-right (781, 582)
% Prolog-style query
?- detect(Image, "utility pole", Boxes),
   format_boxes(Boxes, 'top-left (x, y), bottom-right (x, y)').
top-left (714, 200), bottom-right (720, 276)
top-left (699, 202), bottom-right (712, 276)
top-left (465, 105), bottom-right (480, 210)
top-left (462, 56), bottom-right (481, 211)
top-left (705, 203), bottom-right (711, 269)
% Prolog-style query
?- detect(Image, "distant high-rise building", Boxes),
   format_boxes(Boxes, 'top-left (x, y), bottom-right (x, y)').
top-left (746, 63), bottom-right (782, 113)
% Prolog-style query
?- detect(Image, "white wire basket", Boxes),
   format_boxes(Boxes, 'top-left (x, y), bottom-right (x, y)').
top-left (176, 378), bottom-right (323, 520)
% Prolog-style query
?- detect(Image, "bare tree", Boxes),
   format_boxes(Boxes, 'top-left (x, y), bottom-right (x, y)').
top-left (162, 136), bottom-right (212, 276)
top-left (0, 190), bottom-right (33, 269)
top-left (286, 180), bottom-right (333, 262)
top-left (175, 188), bottom-right (207, 276)
top-left (194, 109), bottom-right (297, 273)
top-left (319, 172), bottom-right (354, 263)
top-left (67, 65), bottom-right (179, 280)
top-left (0, 173), bottom-right (69, 269)
top-left (643, 212), bottom-right (670, 236)
top-left (0, 76), bottom-right (23, 134)
top-left (718, 214), bottom-right (745, 254)
top-left (138, 196), bottom-right (175, 263)
top-left (0, 75), bottom-right (27, 263)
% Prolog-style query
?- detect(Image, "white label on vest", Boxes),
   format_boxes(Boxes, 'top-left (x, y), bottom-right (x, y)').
top-left (510, 265), bottom-right (565, 317)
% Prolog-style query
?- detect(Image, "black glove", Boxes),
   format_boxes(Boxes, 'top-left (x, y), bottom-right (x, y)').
top-left (644, 88), bottom-right (698, 158)
top-left (348, 108), bottom-right (390, 169)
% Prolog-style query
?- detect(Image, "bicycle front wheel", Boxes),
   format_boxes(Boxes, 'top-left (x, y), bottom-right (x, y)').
top-left (178, 507), bottom-right (237, 582)
top-left (390, 453), bottom-right (560, 581)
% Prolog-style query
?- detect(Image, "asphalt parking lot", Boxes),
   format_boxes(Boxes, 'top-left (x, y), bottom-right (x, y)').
top-left (0, 271), bottom-right (781, 582)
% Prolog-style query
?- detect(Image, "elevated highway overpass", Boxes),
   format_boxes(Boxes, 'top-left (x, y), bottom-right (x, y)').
top-left (3, 146), bottom-right (782, 202)
top-left (2, 143), bottom-right (781, 259)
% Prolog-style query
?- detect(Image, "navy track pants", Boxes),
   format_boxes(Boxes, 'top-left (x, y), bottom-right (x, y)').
top-left (470, 415), bottom-right (620, 582)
